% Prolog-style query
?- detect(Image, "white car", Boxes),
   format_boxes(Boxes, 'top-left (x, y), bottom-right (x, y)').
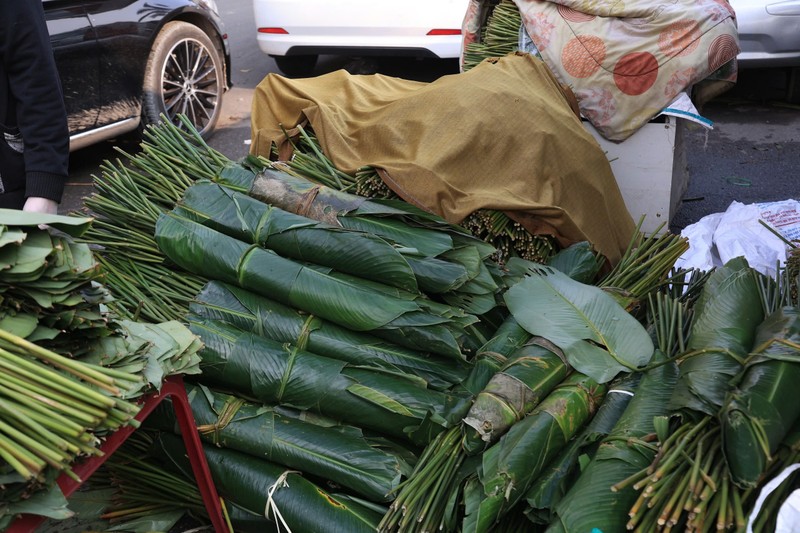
top-left (729, 0), bottom-right (800, 68)
top-left (253, 0), bottom-right (470, 76)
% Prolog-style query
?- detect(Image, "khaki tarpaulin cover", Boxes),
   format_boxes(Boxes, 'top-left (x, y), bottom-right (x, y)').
top-left (250, 52), bottom-right (636, 264)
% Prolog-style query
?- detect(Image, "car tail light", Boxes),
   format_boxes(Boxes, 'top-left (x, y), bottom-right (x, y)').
top-left (258, 28), bottom-right (290, 34)
top-left (426, 29), bottom-right (462, 36)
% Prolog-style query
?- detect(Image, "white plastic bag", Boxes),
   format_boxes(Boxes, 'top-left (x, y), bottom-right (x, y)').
top-left (676, 199), bottom-right (800, 277)
top-left (747, 464), bottom-right (800, 533)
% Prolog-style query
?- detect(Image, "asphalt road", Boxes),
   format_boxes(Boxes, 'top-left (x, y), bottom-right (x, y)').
top-left (62, 0), bottom-right (800, 236)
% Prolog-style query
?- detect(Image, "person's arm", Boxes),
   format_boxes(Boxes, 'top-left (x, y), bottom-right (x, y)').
top-left (3, 1), bottom-right (70, 212)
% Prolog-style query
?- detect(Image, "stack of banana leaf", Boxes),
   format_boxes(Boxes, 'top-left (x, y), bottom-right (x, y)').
top-left (53, 116), bottom-right (800, 533)
top-left (0, 210), bottom-right (203, 529)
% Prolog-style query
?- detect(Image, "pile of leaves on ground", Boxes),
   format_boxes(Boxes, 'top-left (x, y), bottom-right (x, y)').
top-left (27, 117), bottom-right (800, 533)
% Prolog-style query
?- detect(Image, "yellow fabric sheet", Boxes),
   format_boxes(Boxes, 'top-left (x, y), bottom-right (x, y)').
top-left (250, 52), bottom-right (636, 264)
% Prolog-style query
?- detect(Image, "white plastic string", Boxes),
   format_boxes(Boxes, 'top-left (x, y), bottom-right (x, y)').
top-left (264, 469), bottom-right (300, 532)
top-left (608, 389), bottom-right (635, 396)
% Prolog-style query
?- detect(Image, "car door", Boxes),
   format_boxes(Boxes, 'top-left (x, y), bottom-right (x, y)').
top-left (80, 0), bottom-right (156, 127)
top-left (42, 0), bottom-right (101, 136)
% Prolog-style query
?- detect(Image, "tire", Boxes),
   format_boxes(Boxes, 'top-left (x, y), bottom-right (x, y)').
top-left (274, 55), bottom-right (318, 78)
top-left (142, 21), bottom-right (225, 139)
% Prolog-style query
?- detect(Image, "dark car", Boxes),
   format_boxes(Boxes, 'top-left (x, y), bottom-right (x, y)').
top-left (43, 0), bottom-right (231, 152)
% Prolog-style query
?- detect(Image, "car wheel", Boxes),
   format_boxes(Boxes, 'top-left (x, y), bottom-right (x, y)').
top-left (142, 21), bottom-right (225, 139)
top-left (274, 55), bottom-right (318, 77)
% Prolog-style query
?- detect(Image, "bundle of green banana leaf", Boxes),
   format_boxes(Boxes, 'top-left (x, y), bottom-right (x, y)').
top-left (462, 373), bottom-right (607, 532)
top-left (544, 354), bottom-right (679, 532)
top-left (621, 257), bottom-right (769, 531)
top-left (156, 211), bottom-right (483, 358)
top-left (0, 211), bottom-right (101, 347)
top-left (189, 317), bottom-right (470, 446)
top-left (174, 179), bottom-right (503, 314)
top-left (153, 431), bottom-right (387, 532)
top-left (218, 163), bottom-right (507, 315)
top-left (148, 383), bottom-right (414, 503)
top-left (525, 371), bottom-right (643, 526)
top-left (190, 280), bottom-right (470, 390)
top-left (721, 306), bottom-right (800, 488)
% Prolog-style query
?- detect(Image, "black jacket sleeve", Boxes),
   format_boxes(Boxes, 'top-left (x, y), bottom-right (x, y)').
top-left (0, 0), bottom-right (69, 203)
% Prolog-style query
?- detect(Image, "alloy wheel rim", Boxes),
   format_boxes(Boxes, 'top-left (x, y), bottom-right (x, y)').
top-left (161, 38), bottom-right (220, 135)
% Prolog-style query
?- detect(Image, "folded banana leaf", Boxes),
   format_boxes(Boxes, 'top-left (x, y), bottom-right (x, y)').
top-left (78, 319), bottom-right (203, 395)
top-left (504, 262), bottom-right (654, 383)
top-left (217, 165), bottom-right (493, 252)
top-left (189, 280), bottom-right (469, 390)
top-left (219, 165), bottom-right (504, 300)
top-left (152, 432), bottom-right (385, 533)
top-left (0, 226), bottom-right (110, 351)
top-left (458, 315), bottom-right (532, 396)
top-left (722, 306), bottom-right (800, 488)
top-left (378, 338), bottom-right (570, 533)
top-left (463, 373), bottom-right (607, 532)
top-left (218, 161), bottom-right (504, 308)
top-left (461, 339), bottom-right (571, 454)
top-left (174, 181), bottom-right (420, 292)
top-left (670, 256), bottom-right (764, 415)
top-left (0, 209), bottom-right (93, 237)
top-left (178, 180), bottom-right (498, 299)
top-left (190, 317), bottom-right (469, 445)
top-left (155, 212), bottom-right (474, 359)
top-left (523, 372), bottom-right (641, 525)
top-left (544, 352), bottom-right (679, 533)
top-left (149, 383), bottom-right (411, 502)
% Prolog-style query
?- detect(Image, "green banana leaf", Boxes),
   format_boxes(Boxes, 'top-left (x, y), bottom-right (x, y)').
top-left (670, 256), bottom-right (764, 415)
top-left (524, 371), bottom-right (642, 524)
top-left (190, 317), bottom-right (468, 445)
top-left (156, 212), bottom-right (474, 358)
top-left (404, 254), bottom-right (471, 295)
top-left (458, 315), bottom-right (532, 396)
top-left (152, 432), bottom-right (385, 533)
top-left (0, 209), bottom-right (93, 237)
top-left (190, 280), bottom-right (469, 389)
top-left (235, 166), bottom-right (497, 260)
top-left (463, 373), bottom-right (607, 532)
top-left (0, 228), bottom-right (52, 282)
top-left (544, 242), bottom-right (604, 285)
top-left (378, 335), bottom-right (567, 532)
top-left (150, 383), bottom-right (410, 502)
top-left (544, 352), bottom-right (679, 533)
top-left (156, 211), bottom-right (413, 328)
top-left (461, 339), bottom-right (570, 454)
top-left (503, 244), bottom-right (602, 289)
top-left (504, 263), bottom-right (654, 383)
top-left (225, 167), bottom-right (452, 254)
top-left (722, 306), bottom-right (800, 488)
top-left (174, 181), bottom-right (420, 292)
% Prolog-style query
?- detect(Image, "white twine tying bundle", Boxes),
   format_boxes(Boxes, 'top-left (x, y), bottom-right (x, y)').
top-left (264, 469), bottom-right (300, 532)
